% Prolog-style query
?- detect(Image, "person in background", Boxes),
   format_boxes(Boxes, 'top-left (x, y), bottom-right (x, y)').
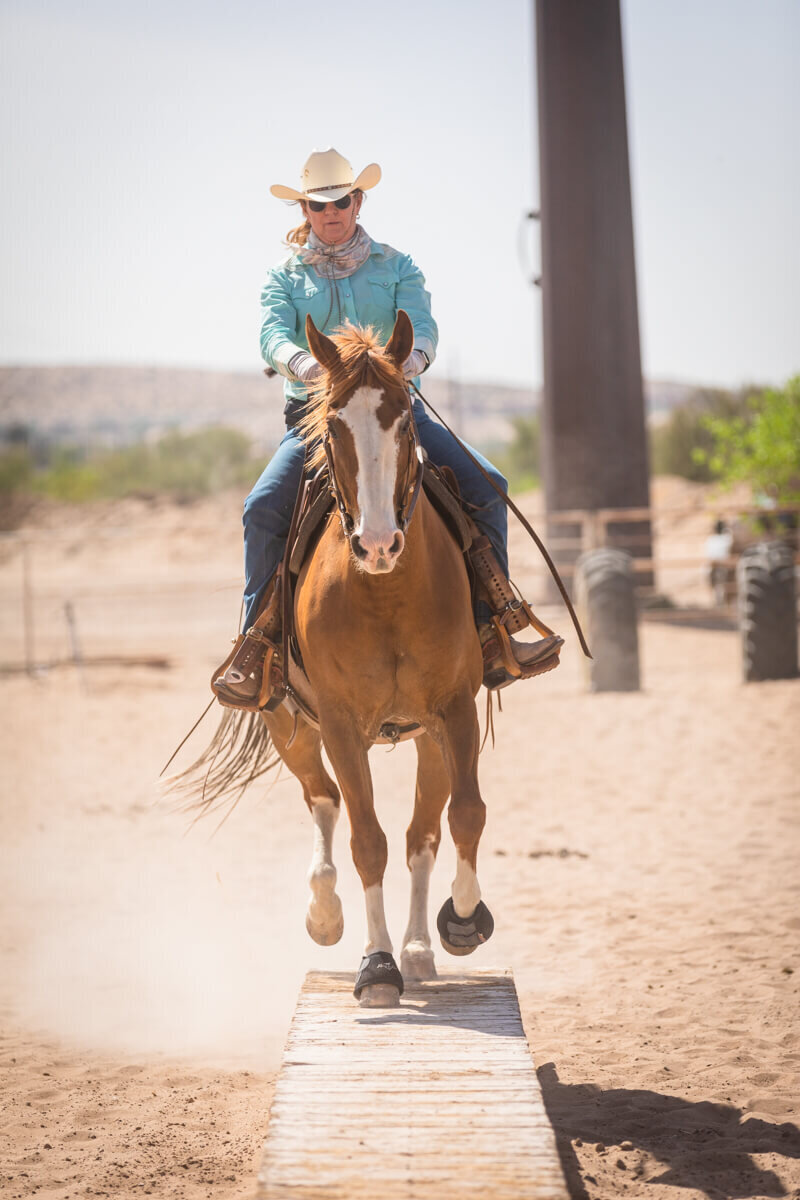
top-left (705, 517), bottom-right (734, 606)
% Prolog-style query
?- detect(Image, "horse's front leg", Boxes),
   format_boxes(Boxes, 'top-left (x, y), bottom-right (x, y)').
top-left (262, 707), bottom-right (343, 946)
top-left (435, 690), bottom-right (494, 956)
top-left (401, 733), bottom-right (450, 980)
top-left (319, 712), bottom-right (403, 1007)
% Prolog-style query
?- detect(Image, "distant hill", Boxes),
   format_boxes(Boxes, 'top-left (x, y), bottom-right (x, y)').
top-left (0, 365), bottom-right (692, 452)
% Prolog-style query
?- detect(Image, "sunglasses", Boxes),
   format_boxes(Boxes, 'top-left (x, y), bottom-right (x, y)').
top-left (307, 194), bottom-right (353, 214)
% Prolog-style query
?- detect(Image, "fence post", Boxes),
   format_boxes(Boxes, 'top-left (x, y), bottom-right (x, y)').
top-left (22, 538), bottom-right (35, 677)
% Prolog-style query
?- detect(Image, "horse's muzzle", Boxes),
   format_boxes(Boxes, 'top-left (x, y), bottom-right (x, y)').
top-left (350, 528), bottom-right (405, 573)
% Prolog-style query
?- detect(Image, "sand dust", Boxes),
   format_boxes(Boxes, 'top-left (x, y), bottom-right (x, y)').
top-left (1, 482), bottom-right (798, 1200)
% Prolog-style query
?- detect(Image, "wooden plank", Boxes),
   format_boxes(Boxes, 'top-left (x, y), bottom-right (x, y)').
top-left (257, 969), bottom-right (568, 1200)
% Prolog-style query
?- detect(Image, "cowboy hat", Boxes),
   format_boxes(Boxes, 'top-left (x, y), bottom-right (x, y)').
top-left (270, 148), bottom-right (381, 203)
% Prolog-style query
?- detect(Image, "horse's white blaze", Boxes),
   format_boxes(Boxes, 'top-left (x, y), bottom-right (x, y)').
top-left (402, 845), bottom-right (435, 949)
top-left (452, 854), bottom-right (481, 918)
top-left (339, 385), bottom-right (403, 567)
top-left (306, 797), bottom-right (341, 935)
top-left (364, 883), bottom-right (393, 955)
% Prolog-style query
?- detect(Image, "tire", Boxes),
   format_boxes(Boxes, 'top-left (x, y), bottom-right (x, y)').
top-left (575, 548), bottom-right (641, 692)
top-left (737, 541), bottom-right (798, 682)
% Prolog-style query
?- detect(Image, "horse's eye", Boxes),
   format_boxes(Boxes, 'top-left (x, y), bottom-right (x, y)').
top-left (326, 415), bottom-right (339, 439)
top-left (399, 413), bottom-right (411, 435)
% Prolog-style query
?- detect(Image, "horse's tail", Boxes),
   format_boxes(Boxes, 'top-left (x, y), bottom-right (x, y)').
top-left (163, 708), bottom-right (282, 822)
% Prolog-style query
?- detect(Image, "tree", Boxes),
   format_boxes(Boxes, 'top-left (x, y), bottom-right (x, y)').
top-left (696, 376), bottom-right (800, 505)
top-left (649, 387), bottom-right (751, 481)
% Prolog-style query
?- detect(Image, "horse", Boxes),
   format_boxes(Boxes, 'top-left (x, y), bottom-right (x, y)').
top-left (178, 309), bottom-right (494, 1007)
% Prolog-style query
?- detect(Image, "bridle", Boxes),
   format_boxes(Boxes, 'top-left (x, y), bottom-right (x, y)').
top-left (321, 387), bottom-right (425, 545)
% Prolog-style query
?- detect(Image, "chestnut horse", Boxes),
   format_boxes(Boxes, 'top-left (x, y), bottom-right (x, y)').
top-left (180, 310), bottom-right (494, 1006)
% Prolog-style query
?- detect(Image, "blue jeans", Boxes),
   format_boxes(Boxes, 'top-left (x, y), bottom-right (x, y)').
top-left (242, 398), bottom-right (508, 629)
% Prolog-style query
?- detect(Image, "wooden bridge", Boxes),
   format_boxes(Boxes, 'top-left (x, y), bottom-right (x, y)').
top-left (257, 969), bottom-right (568, 1199)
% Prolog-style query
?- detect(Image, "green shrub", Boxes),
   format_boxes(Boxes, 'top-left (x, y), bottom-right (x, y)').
top-left (0, 446), bottom-right (35, 493)
top-left (492, 415), bottom-right (541, 492)
top-left (0, 427), bottom-right (268, 503)
top-left (696, 375), bottom-right (800, 505)
top-left (649, 388), bottom-right (753, 481)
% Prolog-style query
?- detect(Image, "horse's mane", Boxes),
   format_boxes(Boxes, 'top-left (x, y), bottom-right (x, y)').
top-left (297, 323), bottom-right (406, 472)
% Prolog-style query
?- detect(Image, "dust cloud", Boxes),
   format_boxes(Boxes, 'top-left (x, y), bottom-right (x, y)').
top-left (2, 712), bottom-right (452, 1070)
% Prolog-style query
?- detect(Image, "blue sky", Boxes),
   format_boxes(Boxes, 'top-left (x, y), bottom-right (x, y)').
top-left (1, 0), bottom-right (798, 389)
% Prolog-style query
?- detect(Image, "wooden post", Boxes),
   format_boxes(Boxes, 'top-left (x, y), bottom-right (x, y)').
top-left (258, 970), bottom-right (568, 1199)
top-left (64, 600), bottom-right (88, 690)
top-left (21, 538), bottom-right (35, 677)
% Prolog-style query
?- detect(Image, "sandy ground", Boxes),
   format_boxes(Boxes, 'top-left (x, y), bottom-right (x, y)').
top-left (1, 481), bottom-right (799, 1200)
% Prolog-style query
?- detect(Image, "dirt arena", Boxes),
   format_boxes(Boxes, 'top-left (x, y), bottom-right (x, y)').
top-left (1, 481), bottom-right (798, 1200)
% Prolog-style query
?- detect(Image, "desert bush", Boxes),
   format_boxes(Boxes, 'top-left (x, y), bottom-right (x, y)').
top-left (0, 446), bottom-right (35, 494)
top-left (492, 415), bottom-right (540, 492)
top-left (0, 427), bottom-right (268, 503)
top-left (695, 375), bottom-right (800, 505)
top-left (649, 388), bottom-right (753, 481)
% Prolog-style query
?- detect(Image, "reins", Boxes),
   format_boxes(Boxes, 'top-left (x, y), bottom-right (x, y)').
top-left (408, 382), bottom-right (592, 660)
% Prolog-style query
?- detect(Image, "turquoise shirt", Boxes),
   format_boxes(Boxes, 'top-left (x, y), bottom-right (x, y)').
top-left (260, 238), bottom-right (438, 423)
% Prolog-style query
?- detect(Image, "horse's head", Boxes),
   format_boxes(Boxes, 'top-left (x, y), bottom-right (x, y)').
top-left (303, 311), bottom-right (420, 574)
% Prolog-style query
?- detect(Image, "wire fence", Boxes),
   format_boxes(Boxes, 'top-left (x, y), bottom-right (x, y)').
top-left (1, 502), bottom-right (798, 675)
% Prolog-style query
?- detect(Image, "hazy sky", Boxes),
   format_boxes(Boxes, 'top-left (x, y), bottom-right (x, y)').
top-left (1, 0), bottom-right (798, 389)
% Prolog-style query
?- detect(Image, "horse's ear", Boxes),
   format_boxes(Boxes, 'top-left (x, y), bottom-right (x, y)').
top-left (306, 315), bottom-right (341, 371)
top-left (385, 309), bottom-right (414, 369)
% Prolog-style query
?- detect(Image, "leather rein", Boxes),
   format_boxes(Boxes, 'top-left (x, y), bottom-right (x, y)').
top-left (319, 376), bottom-right (590, 660)
top-left (408, 382), bottom-right (592, 660)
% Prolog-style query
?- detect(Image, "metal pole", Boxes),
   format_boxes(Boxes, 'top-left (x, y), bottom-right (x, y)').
top-left (535, 0), bottom-right (653, 589)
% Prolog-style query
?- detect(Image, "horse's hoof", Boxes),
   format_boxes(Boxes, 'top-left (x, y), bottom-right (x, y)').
top-left (359, 983), bottom-right (401, 1008)
top-left (305, 895), bottom-right (344, 946)
top-left (400, 943), bottom-right (437, 981)
top-left (353, 951), bottom-right (404, 1003)
top-left (437, 897), bottom-right (494, 956)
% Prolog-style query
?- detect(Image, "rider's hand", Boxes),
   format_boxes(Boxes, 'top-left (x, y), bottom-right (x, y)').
top-left (403, 349), bottom-right (429, 380)
top-left (289, 352), bottom-right (323, 383)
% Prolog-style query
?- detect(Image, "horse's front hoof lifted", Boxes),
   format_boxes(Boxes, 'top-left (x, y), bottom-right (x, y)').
top-left (305, 908), bottom-right (344, 946)
top-left (353, 951), bottom-right (404, 1006)
top-left (306, 889), bottom-right (344, 946)
top-left (437, 897), bottom-right (494, 956)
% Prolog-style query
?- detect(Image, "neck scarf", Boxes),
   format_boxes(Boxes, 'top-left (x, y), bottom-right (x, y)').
top-left (297, 224), bottom-right (372, 279)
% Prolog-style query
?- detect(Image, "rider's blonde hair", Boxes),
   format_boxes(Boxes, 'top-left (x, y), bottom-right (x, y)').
top-left (285, 190), bottom-right (364, 247)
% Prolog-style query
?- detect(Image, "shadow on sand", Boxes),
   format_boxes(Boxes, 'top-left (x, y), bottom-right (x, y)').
top-left (537, 1062), bottom-right (800, 1200)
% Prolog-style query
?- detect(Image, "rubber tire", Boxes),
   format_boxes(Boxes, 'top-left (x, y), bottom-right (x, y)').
top-left (737, 541), bottom-right (798, 682)
top-left (575, 547), bottom-right (641, 692)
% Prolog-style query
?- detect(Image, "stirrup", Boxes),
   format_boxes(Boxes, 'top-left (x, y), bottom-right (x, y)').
top-left (211, 628), bottom-right (284, 713)
top-left (481, 624), bottom-right (563, 691)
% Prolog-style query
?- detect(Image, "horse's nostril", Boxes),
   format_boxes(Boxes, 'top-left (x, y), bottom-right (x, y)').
top-left (389, 532), bottom-right (403, 556)
top-left (350, 534), bottom-right (368, 560)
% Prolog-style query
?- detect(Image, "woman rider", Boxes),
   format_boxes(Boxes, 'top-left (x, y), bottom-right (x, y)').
top-left (212, 148), bottom-right (562, 708)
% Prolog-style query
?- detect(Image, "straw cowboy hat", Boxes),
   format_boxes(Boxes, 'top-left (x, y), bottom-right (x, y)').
top-left (270, 148), bottom-right (381, 203)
